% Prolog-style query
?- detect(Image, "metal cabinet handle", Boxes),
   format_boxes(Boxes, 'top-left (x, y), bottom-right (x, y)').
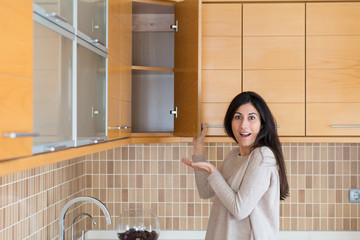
top-left (331, 125), bottom-right (360, 128)
top-left (108, 126), bottom-right (131, 130)
top-left (90, 39), bottom-right (105, 47)
top-left (46, 12), bottom-right (68, 23)
top-left (204, 125), bottom-right (280, 128)
top-left (206, 125), bottom-right (223, 128)
top-left (90, 139), bottom-right (105, 144)
top-left (44, 145), bottom-right (67, 152)
top-left (3, 132), bottom-right (39, 139)
top-left (108, 127), bottom-right (121, 130)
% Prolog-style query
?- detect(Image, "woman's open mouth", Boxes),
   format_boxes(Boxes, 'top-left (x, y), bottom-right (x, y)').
top-left (240, 132), bottom-right (251, 137)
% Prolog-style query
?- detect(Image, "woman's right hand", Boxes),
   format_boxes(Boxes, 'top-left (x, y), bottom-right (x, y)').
top-left (193, 123), bottom-right (207, 155)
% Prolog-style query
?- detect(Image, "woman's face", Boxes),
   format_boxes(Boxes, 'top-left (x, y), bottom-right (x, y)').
top-left (231, 103), bottom-right (261, 155)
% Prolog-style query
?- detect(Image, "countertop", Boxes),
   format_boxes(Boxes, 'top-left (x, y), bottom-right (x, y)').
top-left (84, 230), bottom-right (205, 240)
top-left (84, 230), bottom-right (360, 240)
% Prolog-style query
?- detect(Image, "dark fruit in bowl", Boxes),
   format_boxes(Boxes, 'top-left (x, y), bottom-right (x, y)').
top-left (117, 228), bottom-right (159, 240)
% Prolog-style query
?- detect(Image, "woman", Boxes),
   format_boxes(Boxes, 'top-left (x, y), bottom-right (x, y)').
top-left (182, 91), bottom-right (289, 240)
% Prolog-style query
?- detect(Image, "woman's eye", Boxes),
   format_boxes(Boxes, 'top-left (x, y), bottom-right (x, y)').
top-left (249, 116), bottom-right (256, 120)
top-left (234, 115), bottom-right (241, 120)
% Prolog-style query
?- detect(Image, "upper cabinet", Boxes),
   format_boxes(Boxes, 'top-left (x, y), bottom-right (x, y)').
top-left (0, 1), bottom-right (33, 160)
top-left (32, 0), bottom-right (108, 153)
top-left (201, 3), bottom-right (242, 136)
top-left (243, 3), bottom-right (305, 136)
top-left (306, 2), bottom-right (360, 136)
top-left (131, 0), bottom-right (200, 137)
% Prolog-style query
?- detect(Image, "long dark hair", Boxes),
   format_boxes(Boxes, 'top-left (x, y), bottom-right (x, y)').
top-left (224, 91), bottom-right (289, 200)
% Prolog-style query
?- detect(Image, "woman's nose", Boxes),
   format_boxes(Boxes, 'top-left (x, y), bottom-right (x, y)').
top-left (240, 119), bottom-right (248, 129)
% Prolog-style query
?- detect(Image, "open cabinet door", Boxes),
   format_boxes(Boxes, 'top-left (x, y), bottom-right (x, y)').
top-left (173, 0), bottom-right (201, 137)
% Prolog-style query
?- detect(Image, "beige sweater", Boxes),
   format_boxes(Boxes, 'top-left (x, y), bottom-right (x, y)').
top-left (192, 146), bottom-right (280, 240)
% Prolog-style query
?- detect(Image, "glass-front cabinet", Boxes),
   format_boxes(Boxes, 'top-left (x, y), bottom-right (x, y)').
top-left (77, 41), bottom-right (107, 145)
top-left (77, 0), bottom-right (107, 50)
top-left (33, 17), bottom-right (74, 154)
top-left (33, 1), bottom-right (107, 154)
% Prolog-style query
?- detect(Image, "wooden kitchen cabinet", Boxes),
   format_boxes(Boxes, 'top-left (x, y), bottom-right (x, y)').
top-left (243, 3), bottom-right (305, 136)
top-left (201, 3), bottom-right (242, 136)
top-left (306, 2), bottom-right (360, 136)
top-left (131, 0), bottom-right (200, 137)
top-left (0, 0), bottom-right (33, 160)
top-left (108, 0), bottom-right (132, 140)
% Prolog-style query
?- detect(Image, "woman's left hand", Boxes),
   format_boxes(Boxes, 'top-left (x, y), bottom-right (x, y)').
top-left (181, 158), bottom-right (217, 174)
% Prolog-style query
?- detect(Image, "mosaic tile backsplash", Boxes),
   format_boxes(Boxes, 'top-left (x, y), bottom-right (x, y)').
top-left (0, 143), bottom-right (359, 239)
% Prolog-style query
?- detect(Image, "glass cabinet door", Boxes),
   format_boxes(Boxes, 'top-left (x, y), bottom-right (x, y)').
top-left (33, 17), bottom-right (74, 154)
top-left (77, 0), bottom-right (107, 47)
top-left (34, 0), bottom-right (73, 31)
top-left (77, 40), bottom-right (107, 145)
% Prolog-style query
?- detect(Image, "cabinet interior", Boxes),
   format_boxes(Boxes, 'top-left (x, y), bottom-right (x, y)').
top-left (131, 1), bottom-right (175, 133)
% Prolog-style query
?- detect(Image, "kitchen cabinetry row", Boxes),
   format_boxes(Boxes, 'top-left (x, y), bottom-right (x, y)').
top-left (202, 1), bottom-right (360, 137)
top-left (1, 0), bottom-right (360, 162)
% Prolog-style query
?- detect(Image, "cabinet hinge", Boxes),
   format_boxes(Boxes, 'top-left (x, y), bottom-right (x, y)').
top-left (170, 106), bottom-right (178, 118)
top-left (170, 20), bottom-right (178, 32)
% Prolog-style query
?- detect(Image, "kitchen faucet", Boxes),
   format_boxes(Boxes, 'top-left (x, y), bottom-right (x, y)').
top-left (59, 196), bottom-right (112, 240)
top-left (71, 213), bottom-right (96, 240)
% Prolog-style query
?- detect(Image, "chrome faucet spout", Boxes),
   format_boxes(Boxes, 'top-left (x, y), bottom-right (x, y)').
top-left (59, 196), bottom-right (112, 240)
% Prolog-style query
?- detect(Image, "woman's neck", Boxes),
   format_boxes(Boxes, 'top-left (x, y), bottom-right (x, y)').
top-left (238, 146), bottom-right (252, 156)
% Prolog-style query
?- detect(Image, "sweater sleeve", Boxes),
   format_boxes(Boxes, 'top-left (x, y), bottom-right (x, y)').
top-left (192, 155), bottom-right (216, 199)
top-left (207, 147), bottom-right (277, 220)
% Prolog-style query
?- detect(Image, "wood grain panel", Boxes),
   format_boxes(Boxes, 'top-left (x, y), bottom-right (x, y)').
top-left (202, 3), bottom-right (241, 37)
top-left (108, 0), bottom-right (132, 140)
top-left (243, 70), bottom-right (304, 103)
top-left (120, 101), bottom-right (132, 138)
top-left (108, 98), bottom-right (120, 140)
top-left (202, 37), bottom-right (241, 70)
top-left (174, 0), bottom-right (200, 136)
top-left (120, 65), bottom-right (132, 102)
top-left (0, 75), bottom-right (33, 160)
top-left (108, 56), bottom-right (121, 101)
top-left (307, 2), bottom-right (360, 36)
top-left (243, 3), bottom-right (305, 36)
top-left (0, 0), bottom-right (33, 160)
top-left (0, 0), bottom-right (32, 77)
top-left (108, 11), bottom-right (122, 140)
top-left (307, 69), bottom-right (360, 103)
top-left (201, 70), bottom-right (241, 103)
top-left (307, 36), bottom-right (360, 69)
top-left (306, 103), bottom-right (360, 136)
top-left (268, 103), bottom-right (305, 136)
top-left (108, 5), bottom-right (122, 59)
top-left (201, 103), bottom-right (228, 136)
top-left (243, 36), bottom-right (304, 70)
